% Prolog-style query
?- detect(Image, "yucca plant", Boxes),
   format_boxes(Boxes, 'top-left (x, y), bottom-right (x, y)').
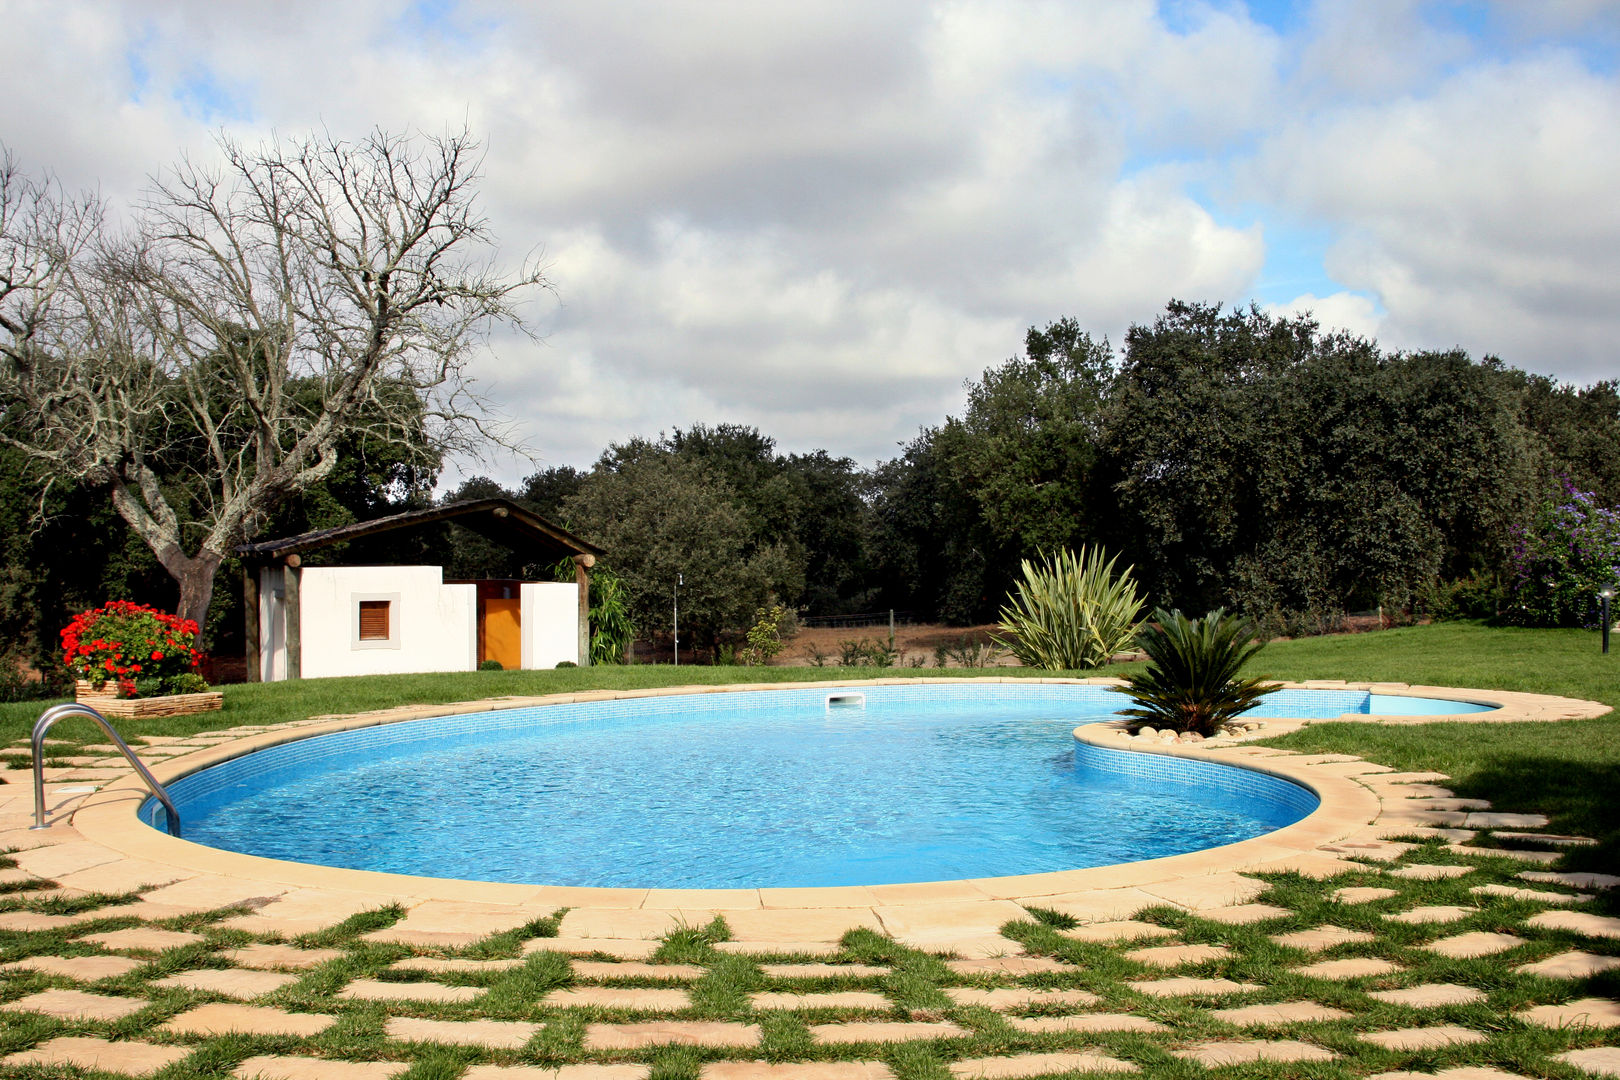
top-left (1121, 607), bottom-right (1278, 735)
top-left (993, 546), bottom-right (1146, 670)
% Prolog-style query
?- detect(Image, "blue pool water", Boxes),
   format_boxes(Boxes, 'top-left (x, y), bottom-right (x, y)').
top-left (147, 684), bottom-right (1489, 889)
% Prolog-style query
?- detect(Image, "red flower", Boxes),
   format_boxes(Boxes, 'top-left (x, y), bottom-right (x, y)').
top-left (151, 651), bottom-right (163, 660)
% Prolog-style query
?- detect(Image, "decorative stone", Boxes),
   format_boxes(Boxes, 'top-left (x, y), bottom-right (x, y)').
top-left (810, 1021), bottom-right (969, 1044)
top-left (759, 963), bottom-right (888, 978)
top-left (949, 1051), bottom-right (1137, 1078)
top-left (584, 1022), bottom-right (761, 1050)
top-left (1471, 884), bottom-right (1589, 905)
top-left (466, 1067), bottom-right (650, 1080)
top-left (1212, 1001), bottom-right (1352, 1025)
top-left (1060, 920), bottom-right (1175, 943)
top-left (1516, 952), bottom-right (1620, 979)
top-left (1006, 1014), bottom-right (1166, 1033)
top-left (0, 1036), bottom-right (189, 1076)
top-left (1291, 957), bottom-right (1403, 979)
top-left (82, 926), bottom-right (205, 952)
top-left (231, 1055), bottom-right (408, 1079)
top-left (1515, 998), bottom-right (1620, 1028)
top-left (1130, 976), bottom-right (1260, 997)
top-left (1520, 871), bottom-right (1620, 890)
top-left (1360, 1025), bottom-right (1487, 1049)
top-left (572, 961), bottom-right (705, 980)
top-left (1124, 943), bottom-right (1229, 968)
top-left (154, 968), bottom-right (299, 998)
top-left (943, 988), bottom-right (1098, 1010)
top-left (1496, 833), bottom-right (1598, 848)
top-left (1556, 1047), bottom-right (1620, 1077)
top-left (1527, 911), bottom-right (1620, 938)
top-left (1389, 864), bottom-right (1472, 881)
top-left (704, 1065), bottom-right (893, 1080)
top-left (1384, 905), bottom-right (1475, 924)
top-left (1450, 845), bottom-right (1562, 865)
top-left (1420, 932), bottom-right (1524, 959)
top-left (161, 1003), bottom-right (336, 1037)
top-left (1271, 925), bottom-right (1377, 952)
top-left (1367, 984), bottom-right (1486, 1007)
top-left (339, 979), bottom-right (484, 1004)
top-left (393, 956), bottom-right (525, 974)
top-left (943, 957), bottom-right (1069, 976)
top-left (1463, 812), bottom-right (1548, 828)
top-left (751, 991), bottom-right (891, 1010)
top-left (1172, 1039), bottom-right (1335, 1065)
top-left (1196, 903), bottom-right (1292, 924)
top-left (2, 988), bottom-right (148, 1021)
top-left (386, 1016), bottom-right (540, 1048)
top-left (227, 944), bottom-right (345, 970)
top-left (1, 954), bottom-right (142, 980)
top-left (1330, 887), bottom-right (1399, 904)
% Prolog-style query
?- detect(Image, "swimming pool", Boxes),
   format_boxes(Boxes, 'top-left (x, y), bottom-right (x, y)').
top-left (143, 683), bottom-right (1491, 890)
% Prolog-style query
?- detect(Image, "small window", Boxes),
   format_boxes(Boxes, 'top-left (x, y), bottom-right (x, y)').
top-left (358, 600), bottom-right (391, 641)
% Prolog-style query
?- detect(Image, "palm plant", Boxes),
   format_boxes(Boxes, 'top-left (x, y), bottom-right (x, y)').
top-left (1120, 607), bottom-right (1277, 736)
top-left (994, 546), bottom-right (1146, 670)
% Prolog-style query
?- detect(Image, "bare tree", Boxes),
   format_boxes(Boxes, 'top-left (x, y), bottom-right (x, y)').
top-left (0, 130), bottom-right (549, 639)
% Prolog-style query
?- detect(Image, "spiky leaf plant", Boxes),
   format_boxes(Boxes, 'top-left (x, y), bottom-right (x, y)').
top-left (993, 546), bottom-right (1146, 670)
top-left (1120, 607), bottom-right (1278, 736)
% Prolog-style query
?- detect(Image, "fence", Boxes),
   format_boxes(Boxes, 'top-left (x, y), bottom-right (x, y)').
top-left (799, 609), bottom-right (916, 630)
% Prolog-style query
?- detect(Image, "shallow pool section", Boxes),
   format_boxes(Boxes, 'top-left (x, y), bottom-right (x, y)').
top-left (142, 684), bottom-right (1487, 889)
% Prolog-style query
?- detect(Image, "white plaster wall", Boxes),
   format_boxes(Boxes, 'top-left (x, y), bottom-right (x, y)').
top-left (521, 582), bottom-right (580, 669)
top-left (258, 565), bottom-right (287, 683)
top-left (298, 566), bottom-right (476, 679)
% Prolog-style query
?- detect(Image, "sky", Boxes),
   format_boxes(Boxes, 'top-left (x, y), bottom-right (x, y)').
top-left (3, 0), bottom-right (1618, 485)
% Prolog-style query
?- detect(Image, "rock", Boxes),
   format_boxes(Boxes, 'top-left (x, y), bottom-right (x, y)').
top-left (1183, 732), bottom-right (1205, 743)
top-left (1140, 726), bottom-right (1158, 738)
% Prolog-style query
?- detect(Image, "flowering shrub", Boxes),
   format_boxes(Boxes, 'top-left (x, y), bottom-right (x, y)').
top-left (1504, 482), bottom-right (1620, 628)
top-left (60, 601), bottom-right (207, 698)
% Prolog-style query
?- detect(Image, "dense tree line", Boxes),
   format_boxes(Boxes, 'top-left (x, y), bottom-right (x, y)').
top-left (4, 298), bottom-right (1617, 686)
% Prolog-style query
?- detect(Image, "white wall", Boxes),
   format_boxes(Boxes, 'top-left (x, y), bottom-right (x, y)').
top-left (258, 565), bottom-right (286, 683)
top-left (297, 566), bottom-right (476, 680)
top-left (522, 582), bottom-right (580, 669)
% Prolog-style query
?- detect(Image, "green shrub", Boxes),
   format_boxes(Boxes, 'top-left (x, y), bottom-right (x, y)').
top-left (478, 659), bottom-right (504, 671)
top-left (993, 546), bottom-right (1145, 670)
top-left (555, 660), bottom-right (577, 668)
top-left (740, 604), bottom-right (789, 666)
top-left (1121, 607), bottom-right (1277, 736)
top-left (837, 637), bottom-right (897, 667)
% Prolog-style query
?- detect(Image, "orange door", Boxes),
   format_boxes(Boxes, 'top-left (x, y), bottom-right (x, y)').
top-left (483, 598), bottom-right (522, 670)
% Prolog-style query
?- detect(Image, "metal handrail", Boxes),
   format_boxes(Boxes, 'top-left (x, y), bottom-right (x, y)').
top-left (31, 702), bottom-right (181, 837)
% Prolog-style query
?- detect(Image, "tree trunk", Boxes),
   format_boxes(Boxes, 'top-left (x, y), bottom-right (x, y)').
top-left (168, 548), bottom-right (224, 649)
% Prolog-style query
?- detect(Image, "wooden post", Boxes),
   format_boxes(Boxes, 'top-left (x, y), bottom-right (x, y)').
top-left (284, 555), bottom-right (302, 680)
top-left (243, 566), bottom-right (261, 683)
top-left (573, 554), bottom-right (595, 667)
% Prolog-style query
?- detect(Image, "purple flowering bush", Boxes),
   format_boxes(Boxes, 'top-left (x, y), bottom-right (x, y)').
top-left (1505, 482), bottom-right (1620, 627)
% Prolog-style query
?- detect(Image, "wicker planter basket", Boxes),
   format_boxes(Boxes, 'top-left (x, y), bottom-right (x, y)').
top-left (74, 680), bottom-right (223, 719)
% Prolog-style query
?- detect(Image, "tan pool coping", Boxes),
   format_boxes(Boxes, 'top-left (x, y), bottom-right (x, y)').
top-left (23, 677), bottom-right (1612, 950)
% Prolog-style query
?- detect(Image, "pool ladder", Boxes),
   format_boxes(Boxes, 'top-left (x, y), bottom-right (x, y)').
top-left (30, 702), bottom-right (182, 837)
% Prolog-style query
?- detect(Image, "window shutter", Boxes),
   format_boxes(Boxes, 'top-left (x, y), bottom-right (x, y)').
top-left (358, 600), bottom-right (391, 641)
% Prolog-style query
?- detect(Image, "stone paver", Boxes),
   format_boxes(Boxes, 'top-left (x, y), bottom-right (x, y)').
top-left (1196, 903), bottom-right (1293, 924)
top-left (339, 978), bottom-right (484, 1004)
top-left (545, 987), bottom-right (691, 1010)
top-left (705, 1065), bottom-right (894, 1080)
top-left (0, 910), bottom-right (103, 931)
top-left (394, 956), bottom-right (525, 974)
top-left (523, 937), bottom-right (661, 960)
top-left (1420, 931), bottom-right (1525, 958)
top-left (1130, 976), bottom-right (1260, 997)
top-left (1385, 905), bottom-right (1475, 925)
top-left (809, 1021), bottom-right (969, 1044)
top-left (155, 968), bottom-right (299, 998)
top-left (1, 954), bottom-right (142, 980)
top-left (1520, 871), bottom-right (1620, 890)
top-left (228, 944), bottom-right (347, 970)
top-left (1389, 863), bottom-right (1472, 881)
top-left (943, 987), bottom-right (1099, 1010)
top-left (585, 1022), bottom-right (761, 1049)
top-left (949, 1052), bottom-right (1138, 1078)
top-left (1271, 925), bottom-right (1377, 951)
top-left (1006, 1014), bottom-right (1166, 1033)
top-left (1331, 887), bottom-right (1399, 904)
top-left (1368, 1070), bottom-right (1527, 1080)
top-left (1172, 1039), bottom-right (1335, 1066)
top-left (1497, 833), bottom-right (1598, 848)
top-left (1516, 998), bottom-right (1620, 1029)
top-left (759, 963), bottom-right (888, 978)
top-left (752, 991), bottom-right (891, 1010)
top-left (1212, 1001), bottom-right (1353, 1025)
top-left (1360, 1025), bottom-right (1487, 1049)
top-left (1292, 957), bottom-right (1403, 979)
top-left (1528, 911), bottom-right (1620, 939)
top-left (1367, 983), bottom-right (1487, 1007)
top-left (83, 926), bottom-right (205, 952)
top-left (1557, 1047), bottom-right (1620, 1077)
top-left (162, 1003), bottom-right (337, 1037)
top-left (233, 1055), bottom-right (408, 1079)
top-left (944, 957), bottom-right (1069, 976)
top-left (1464, 812), bottom-right (1548, 828)
top-left (466, 1067), bottom-right (650, 1080)
top-left (1451, 845), bottom-right (1561, 864)
top-left (1471, 884), bottom-right (1589, 905)
top-left (2, 988), bottom-right (148, 1021)
top-left (0, 1036), bottom-right (189, 1077)
top-left (1138, 872), bottom-right (1268, 909)
top-left (714, 941), bottom-right (841, 957)
top-left (386, 1016), bottom-right (541, 1048)
top-left (1124, 943), bottom-right (1229, 968)
top-left (1517, 951), bottom-right (1620, 979)
top-left (1060, 920), bottom-right (1175, 943)
top-left (572, 961), bottom-right (706, 980)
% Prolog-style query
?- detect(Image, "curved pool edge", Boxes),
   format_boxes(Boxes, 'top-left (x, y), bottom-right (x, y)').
top-left (64, 677), bottom-right (1608, 918)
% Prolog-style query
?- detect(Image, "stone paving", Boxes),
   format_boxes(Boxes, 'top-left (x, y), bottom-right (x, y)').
top-left (0, 679), bottom-right (1616, 1078)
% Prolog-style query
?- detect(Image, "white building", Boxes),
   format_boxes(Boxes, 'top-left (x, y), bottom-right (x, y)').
top-left (237, 499), bottom-right (604, 682)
